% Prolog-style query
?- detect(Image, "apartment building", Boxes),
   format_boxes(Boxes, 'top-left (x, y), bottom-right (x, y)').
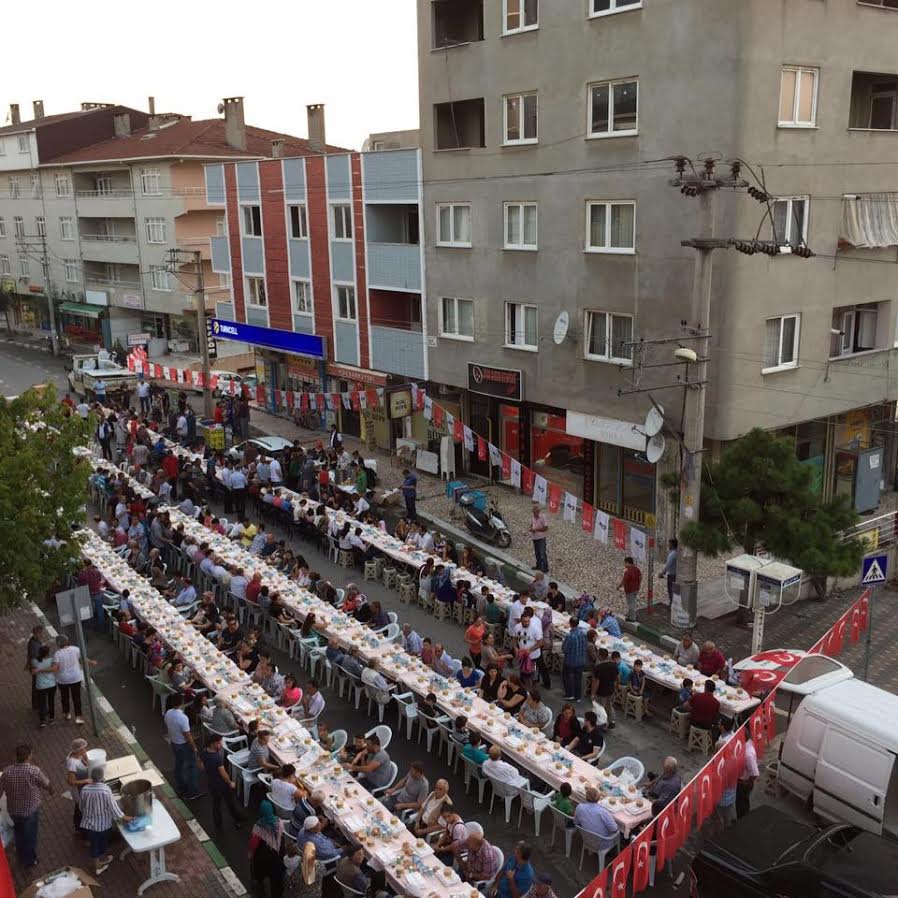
top-left (0, 97), bottom-right (321, 357)
top-left (205, 120), bottom-right (427, 447)
top-left (417, 0), bottom-right (898, 528)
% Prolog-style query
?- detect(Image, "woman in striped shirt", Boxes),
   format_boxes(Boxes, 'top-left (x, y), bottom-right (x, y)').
top-left (79, 768), bottom-right (133, 874)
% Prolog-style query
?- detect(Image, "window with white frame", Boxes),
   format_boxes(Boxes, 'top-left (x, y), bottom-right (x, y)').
top-left (503, 92), bottom-right (538, 144)
top-left (17, 134), bottom-right (28, 153)
top-left (0, 255), bottom-right (9, 275)
top-left (55, 172), bottom-right (71, 197)
top-left (833, 304), bottom-right (879, 357)
top-left (771, 197), bottom-right (809, 246)
top-left (763, 314), bottom-right (800, 371)
top-left (140, 168), bottom-right (161, 196)
top-left (289, 204), bottom-right (309, 239)
top-left (436, 203), bottom-right (472, 247)
top-left (336, 285), bottom-right (356, 320)
top-left (779, 66), bottom-right (819, 127)
top-left (504, 202), bottom-right (538, 250)
top-left (64, 259), bottom-right (79, 283)
top-left (585, 310), bottom-right (633, 363)
top-left (590, 0), bottom-right (642, 15)
top-left (105, 263), bottom-right (122, 283)
top-left (30, 174), bottom-right (41, 198)
top-left (218, 271), bottom-right (232, 290)
top-left (586, 201), bottom-right (635, 252)
top-left (588, 79), bottom-right (639, 137)
top-left (440, 297), bottom-right (475, 340)
top-left (247, 276), bottom-right (267, 307)
top-left (145, 217), bottom-right (166, 244)
top-left (150, 266), bottom-right (171, 291)
top-left (503, 0), bottom-right (538, 34)
top-left (95, 176), bottom-right (113, 196)
top-left (216, 217), bottom-right (227, 237)
top-left (13, 216), bottom-right (24, 238)
top-left (292, 279), bottom-right (312, 314)
top-left (9, 176), bottom-right (19, 199)
top-left (0, 218), bottom-right (5, 238)
top-left (242, 205), bottom-right (262, 237)
top-left (60, 217), bottom-right (74, 241)
top-left (332, 204), bottom-right (353, 240)
top-left (505, 302), bottom-right (538, 349)
top-left (18, 255), bottom-right (29, 276)
top-left (35, 217), bottom-right (45, 237)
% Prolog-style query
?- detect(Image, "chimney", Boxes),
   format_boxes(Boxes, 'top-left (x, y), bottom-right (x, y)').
top-left (307, 104), bottom-right (326, 154)
top-left (9, 104), bottom-right (20, 126)
top-left (32, 101), bottom-right (44, 120)
top-left (113, 112), bottom-right (131, 137)
top-left (222, 97), bottom-right (246, 151)
top-left (271, 139), bottom-right (284, 159)
top-left (148, 96), bottom-right (156, 115)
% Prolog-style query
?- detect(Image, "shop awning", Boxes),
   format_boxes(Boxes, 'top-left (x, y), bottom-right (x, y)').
top-left (58, 302), bottom-right (102, 319)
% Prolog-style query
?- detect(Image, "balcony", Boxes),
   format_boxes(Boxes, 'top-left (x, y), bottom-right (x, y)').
top-left (84, 278), bottom-right (145, 311)
top-left (434, 99), bottom-right (485, 150)
top-left (75, 190), bottom-right (136, 218)
top-left (849, 71), bottom-right (898, 131)
top-left (367, 244), bottom-right (421, 292)
top-left (79, 235), bottom-right (140, 265)
top-left (370, 326), bottom-right (426, 379)
top-left (432, 0), bottom-right (483, 49)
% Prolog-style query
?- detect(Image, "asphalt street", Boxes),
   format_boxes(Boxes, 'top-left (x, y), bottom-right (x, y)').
top-left (0, 338), bottom-right (70, 398)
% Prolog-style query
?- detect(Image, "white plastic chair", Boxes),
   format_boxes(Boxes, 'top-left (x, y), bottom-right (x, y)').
top-left (394, 692), bottom-right (418, 740)
top-left (328, 537), bottom-right (340, 565)
top-left (417, 714), bottom-right (449, 752)
top-left (487, 776), bottom-right (520, 823)
top-left (368, 761), bottom-right (398, 798)
top-left (517, 784), bottom-right (553, 837)
top-left (365, 684), bottom-right (393, 722)
top-left (578, 829), bottom-right (619, 872)
top-left (365, 724), bottom-right (392, 751)
top-left (266, 790), bottom-right (295, 820)
top-left (227, 748), bottom-right (262, 807)
top-left (382, 622), bottom-right (400, 642)
top-left (387, 611), bottom-right (398, 625)
top-left (335, 879), bottom-right (365, 898)
top-left (328, 729), bottom-right (348, 757)
top-left (460, 754), bottom-right (489, 804)
top-left (473, 846), bottom-right (504, 893)
top-left (548, 801), bottom-right (577, 858)
top-left (607, 756), bottom-right (645, 785)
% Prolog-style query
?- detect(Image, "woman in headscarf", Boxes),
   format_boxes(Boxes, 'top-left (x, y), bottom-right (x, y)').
top-left (249, 799), bottom-right (285, 897)
top-left (65, 738), bottom-right (91, 832)
top-left (293, 842), bottom-right (327, 898)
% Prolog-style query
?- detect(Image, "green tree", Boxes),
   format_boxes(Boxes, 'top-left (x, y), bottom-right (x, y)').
top-left (0, 385), bottom-right (92, 609)
top-left (681, 428), bottom-right (863, 600)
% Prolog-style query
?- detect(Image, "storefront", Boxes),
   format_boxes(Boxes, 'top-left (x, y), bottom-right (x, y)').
top-left (327, 364), bottom-right (389, 441)
top-left (58, 300), bottom-right (103, 345)
top-left (466, 363), bottom-right (523, 479)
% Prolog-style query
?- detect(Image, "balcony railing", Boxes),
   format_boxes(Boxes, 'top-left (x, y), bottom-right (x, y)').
top-left (75, 189), bottom-right (134, 198)
top-left (85, 276), bottom-right (141, 288)
top-left (81, 234), bottom-right (137, 243)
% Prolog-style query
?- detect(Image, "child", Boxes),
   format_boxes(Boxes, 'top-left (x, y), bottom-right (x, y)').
top-left (630, 659), bottom-right (650, 715)
top-left (553, 781), bottom-right (574, 817)
top-left (612, 650), bottom-right (632, 688)
top-left (450, 715), bottom-right (470, 747)
top-left (677, 678), bottom-right (694, 708)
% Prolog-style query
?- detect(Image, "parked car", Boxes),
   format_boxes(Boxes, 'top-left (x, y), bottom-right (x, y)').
top-left (210, 372), bottom-right (258, 398)
top-left (226, 435), bottom-right (293, 463)
top-left (690, 805), bottom-right (898, 898)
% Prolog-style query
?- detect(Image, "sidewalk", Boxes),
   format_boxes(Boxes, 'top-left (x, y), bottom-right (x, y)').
top-left (1, 603), bottom-right (237, 897)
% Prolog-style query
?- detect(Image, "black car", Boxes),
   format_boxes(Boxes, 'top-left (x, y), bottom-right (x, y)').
top-left (690, 805), bottom-right (898, 898)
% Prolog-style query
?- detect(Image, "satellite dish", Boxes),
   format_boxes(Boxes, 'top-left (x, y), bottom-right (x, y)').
top-left (553, 311), bottom-right (570, 345)
top-left (646, 433), bottom-right (666, 464)
top-left (217, 103), bottom-right (225, 115)
top-left (644, 406), bottom-right (664, 438)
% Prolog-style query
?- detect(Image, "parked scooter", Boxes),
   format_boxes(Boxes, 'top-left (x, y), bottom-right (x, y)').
top-left (459, 492), bottom-right (511, 548)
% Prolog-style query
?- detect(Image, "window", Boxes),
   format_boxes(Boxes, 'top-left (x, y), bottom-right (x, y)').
top-left (588, 79), bottom-right (639, 137)
top-left (64, 259), bottom-right (79, 283)
top-left (0, 256), bottom-right (8, 275)
top-left (504, 0), bottom-right (538, 34)
top-left (35, 217), bottom-right (45, 238)
top-left (242, 205), bottom-right (262, 237)
top-left (95, 176), bottom-right (113, 196)
top-left (771, 197), bottom-right (809, 247)
top-left (834, 305), bottom-right (878, 356)
top-left (436, 203), bottom-right (472, 247)
top-left (440, 297), bottom-right (475, 340)
top-left (585, 311), bottom-right (633, 363)
top-left (591, 0), bottom-right (642, 15)
top-left (8, 176), bottom-right (19, 199)
top-left (145, 217), bottom-right (166, 244)
top-left (504, 202), bottom-right (538, 250)
top-left (13, 216), bottom-right (24, 238)
top-left (218, 271), bottom-right (232, 290)
top-left (503, 92), bottom-right (538, 144)
top-left (150, 266), bottom-right (170, 291)
top-left (505, 302), bottom-right (538, 349)
top-left (332, 204), bottom-right (353, 240)
top-left (0, 218), bottom-right (5, 238)
top-left (140, 168), bottom-right (161, 196)
top-left (142, 315), bottom-right (166, 340)
top-left (336, 285), bottom-right (356, 320)
top-left (30, 174), bottom-right (41, 198)
top-left (247, 277), bottom-right (267, 307)
top-left (55, 172), bottom-right (71, 197)
top-left (289, 204), bottom-right (308, 239)
top-left (586, 201), bottom-right (636, 253)
top-left (763, 314), bottom-right (800, 371)
top-left (105, 263), bottom-right (122, 283)
top-left (60, 217), bottom-right (74, 241)
top-left (18, 255), bottom-right (29, 277)
top-left (779, 66), bottom-right (819, 127)
top-left (292, 279), bottom-right (312, 314)
top-left (17, 134), bottom-right (28, 153)
top-left (216, 217), bottom-right (227, 237)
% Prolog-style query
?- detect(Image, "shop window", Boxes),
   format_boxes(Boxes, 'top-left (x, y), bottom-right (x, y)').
top-left (531, 411), bottom-right (584, 497)
top-left (621, 448), bottom-right (655, 522)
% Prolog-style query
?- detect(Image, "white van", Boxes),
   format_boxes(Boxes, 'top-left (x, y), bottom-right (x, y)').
top-left (777, 654), bottom-right (898, 836)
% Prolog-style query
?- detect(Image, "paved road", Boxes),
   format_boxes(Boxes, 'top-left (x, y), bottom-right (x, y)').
top-left (0, 339), bottom-right (70, 398)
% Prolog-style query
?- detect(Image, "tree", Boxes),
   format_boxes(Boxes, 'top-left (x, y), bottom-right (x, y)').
top-left (0, 385), bottom-right (92, 609)
top-left (680, 428), bottom-right (863, 600)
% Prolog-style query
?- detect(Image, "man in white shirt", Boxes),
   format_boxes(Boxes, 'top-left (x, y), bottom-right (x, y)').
top-left (508, 593), bottom-right (529, 633)
top-left (176, 413), bottom-right (188, 444)
top-left (157, 480), bottom-right (172, 501)
top-left (419, 530), bottom-right (435, 553)
top-left (269, 456), bottom-right (283, 485)
top-left (137, 377), bottom-right (151, 414)
top-left (301, 680), bottom-right (326, 720)
top-left (737, 735), bottom-right (760, 819)
top-left (229, 568), bottom-right (248, 599)
top-left (405, 525), bottom-right (422, 549)
top-left (513, 607), bottom-right (544, 668)
top-left (482, 746), bottom-right (528, 787)
top-left (163, 694), bottom-right (202, 799)
top-left (361, 665), bottom-right (391, 693)
top-left (400, 624), bottom-right (423, 656)
top-left (76, 400), bottom-right (91, 419)
top-left (353, 494), bottom-right (370, 516)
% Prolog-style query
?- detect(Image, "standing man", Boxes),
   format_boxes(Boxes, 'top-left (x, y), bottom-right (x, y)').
top-left (658, 538), bottom-right (678, 604)
top-left (229, 465), bottom-right (248, 517)
top-left (736, 732), bottom-right (759, 819)
top-left (164, 695), bottom-right (203, 800)
top-left (329, 423), bottom-right (342, 450)
top-left (77, 558), bottom-right (106, 632)
top-left (0, 744), bottom-right (53, 868)
top-left (93, 377), bottom-right (107, 405)
top-left (26, 625), bottom-right (46, 713)
top-left (528, 502), bottom-right (549, 574)
top-left (201, 733), bottom-right (245, 831)
top-left (236, 394), bottom-right (250, 440)
top-left (561, 618), bottom-right (586, 702)
top-left (137, 374), bottom-right (151, 414)
top-left (96, 416), bottom-right (113, 461)
top-left (617, 556), bottom-right (642, 623)
top-left (401, 468), bottom-right (418, 520)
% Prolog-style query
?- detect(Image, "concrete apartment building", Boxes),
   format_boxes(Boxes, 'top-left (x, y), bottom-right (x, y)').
top-left (205, 120), bottom-right (427, 447)
top-left (0, 97), bottom-right (322, 358)
top-left (417, 0), bottom-right (898, 531)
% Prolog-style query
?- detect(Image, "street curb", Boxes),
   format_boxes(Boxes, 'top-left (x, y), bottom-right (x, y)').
top-left (27, 601), bottom-right (245, 897)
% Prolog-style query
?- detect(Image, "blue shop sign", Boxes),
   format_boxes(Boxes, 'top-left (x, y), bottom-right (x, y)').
top-left (209, 318), bottom-right (325, 359)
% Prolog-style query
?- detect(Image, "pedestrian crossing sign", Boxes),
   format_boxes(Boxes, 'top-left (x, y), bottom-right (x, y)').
top-left (862, 554), bottom-right (888, 585)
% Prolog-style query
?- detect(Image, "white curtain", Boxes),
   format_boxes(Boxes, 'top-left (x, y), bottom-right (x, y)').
top-left (841, 194), bottom-right (898, 248)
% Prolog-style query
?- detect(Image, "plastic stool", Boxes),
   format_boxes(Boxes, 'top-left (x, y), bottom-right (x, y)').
top-left (670, 707), bottom-right (690, 741)
top-left (338, 550), bottom-right (355, 569)
top-left (624, 691), bottom-right (645, 722)
top-left (398, 581), bottom-right (417, 604)
top-left (688, 725), bottom-right (713, 754)
top-left (363, 560), bottom-right (380, 582)
top-left (382, 567), bottom-right (398, 589)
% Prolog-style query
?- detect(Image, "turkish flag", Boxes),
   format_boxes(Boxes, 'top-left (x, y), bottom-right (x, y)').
top-left (825, 617), bottom-right (845, 657)
top-left (764, 696), bottom-right (778, 743)
top-left (432, 404), bottom-right (444, 428)
top-left (631, 823), bottom-right (654, 893)
top-left (857, 590), bottom-right (869, 630)
top-left (299, 392), bottom-right (309, 412)
top-left (350, 391), bottom-right (361, 412)
top-left (723, 732), bottom-right (745, 789)
top-left (152, 363), bottom-right (163, 379)
top-left (548, 483), bottom-right (562, 514)
top-left (209, 374), bottom-right (219, 391)
top-left (582, 502), bottom-right (595, 534)
top-left (417, 388), bottom-right (425, 411)
top-left (613, 518), bottom-right (628, 551)
top-left (655, 803), bottom-right (679, 869)
top-left (366, 389), bottom-right (379, 408)
top-left (521, 466), bottom-right (534, 495)
top-left (0, 842), bottom-right (15, 898)
top-left (580, 867), bottom-right (608, 898)
top-left (286, 390), bottom-right (295, 411)
top-left (610, 846), bottom-right (631, 897)
top-left (315, 393), bottom-right (326, 412)
top-left (273, 389), bottom-right (281, 409)
top-left (750, 708), bottom-right (768, 753)
top-left (501, 454), bottom-right (512, 481)
top-left (255, 384), bottom-right (266, 405)
top-left (696, 767), bottom-right (717, 827)
top-left (477, 436), bottom-right (487, 462)
top-left (453, 418), bottom-right (464, 443)
top-left (676, 782), bottom-right (695, 849)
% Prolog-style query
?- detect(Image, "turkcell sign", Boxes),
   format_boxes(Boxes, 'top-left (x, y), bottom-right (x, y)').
top-left (208, 319), bottom-right (325, 359)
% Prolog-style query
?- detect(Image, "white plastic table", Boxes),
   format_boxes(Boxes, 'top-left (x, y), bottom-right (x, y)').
top-left (117, 799), bottom-right (181, 894)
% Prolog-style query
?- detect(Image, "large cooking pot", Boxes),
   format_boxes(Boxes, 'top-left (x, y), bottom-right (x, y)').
top-left (120, 779), bottom-right (153, 818)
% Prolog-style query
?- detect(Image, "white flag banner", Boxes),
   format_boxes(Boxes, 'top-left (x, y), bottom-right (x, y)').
top-left (511, 459), bottom-right (522, 488)
top-left (595, 510), bottom-right (610, 543)
top-left (324, 394), bottom-right (335, 412)
top-left (463, 426), bottom-right (474, 452)
top-left (532, 475), bottom-right (548, 505)
top-left (423, 396), bottom-right (433, 421)
top-left (359, 391), bottom-right (368, 410)
top-left (488, 443), bottom-right (502, 468)
top-left (342, 393), bottom-right (352, 410)
top-left (563, 492), bottom-right (578, 522)
top-left (445, 413), bottom-right (455, 432)
top-left (410, 383), bottom-right (419, 409)
top-left (630, 528), bottom-right (647, 563)
top-left (377, 387), bottom-right (385, 404)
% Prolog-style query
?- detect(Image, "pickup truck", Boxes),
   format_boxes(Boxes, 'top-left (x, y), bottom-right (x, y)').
top-left (67, 352), bottom-right (139, 402)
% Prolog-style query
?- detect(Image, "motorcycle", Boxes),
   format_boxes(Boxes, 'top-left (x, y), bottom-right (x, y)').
top-left (459, 492), bottom-right (511, 548)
